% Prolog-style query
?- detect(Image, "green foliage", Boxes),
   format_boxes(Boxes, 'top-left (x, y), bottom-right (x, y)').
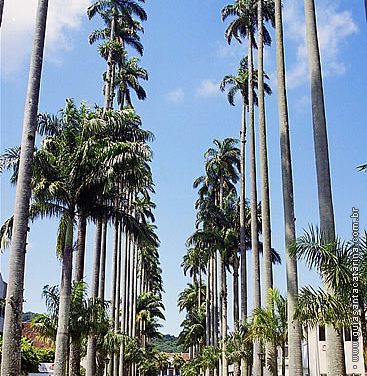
top-left (0, 335), bottom-right (55, 375)
top-left (152, 334), bottom-right (185, 353)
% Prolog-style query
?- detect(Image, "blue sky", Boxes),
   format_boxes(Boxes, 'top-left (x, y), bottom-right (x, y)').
top-left (1, 0), bottom-right (367, 335)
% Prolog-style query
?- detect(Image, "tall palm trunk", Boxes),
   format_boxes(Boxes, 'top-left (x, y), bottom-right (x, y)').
top-left (303, 1), bottom-right (346, 374)
top-left (219, 179), bottom-right (228, 376)
top-left (74, 212), bottom-right (87, 282)
top-left (131, 241), bottom-right (138, 338)
top-left (108, 218), bottom-right (120, 376)
top-left (274, 1), bottom-right (303, 374)
top-left (240, 98), bottom-right (248, 319)
top-left (105, 15), bottom-right (116, 109)
top-left (233, 259), bottom-right (240, 376)
top-left (70, 213), bottom-right (87, 376)
top-left (248, 32), bottom-right (261, 376)
top-left (213, 253), bottom-right (219, 347)
top-left (69, 339), bottom-right (82, 376)
top-left (257, 1), bottom-right (276, 374)
top-left (113, 221), bottom-right (122, 376)
top-left (206, 259), bottom-right (211, 346)
top-left (86, 218), bottom-right (103, 376)
top-left (98, 219), bottom-right (107, 301)
top-left (120, 227), bottom-right (130, 376)
top-left (0, 1), bottom-right (48, 374)
top-left (54, 214), bottom-right (74, 376)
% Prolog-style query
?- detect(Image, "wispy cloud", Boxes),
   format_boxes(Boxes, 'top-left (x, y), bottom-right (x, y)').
top-left (2, 0), bottom-right (91, 75)
top-left (196, 79), bottom-right (221, 97)
top-left (216, 40), bottom-right (246, 60)
top-left (166, 88), bottom-right (185, 103)
top-left (284, 0), bottom-right (358, 89)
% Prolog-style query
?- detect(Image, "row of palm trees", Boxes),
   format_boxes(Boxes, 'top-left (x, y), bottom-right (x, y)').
top-left (1, 0), bottom-right (167, 376)
top-left (178, 0), bottom-right (362, 375)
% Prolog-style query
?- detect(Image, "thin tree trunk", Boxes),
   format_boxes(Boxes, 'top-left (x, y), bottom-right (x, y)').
top-left (74, 213), bottom-right (87, 282)
top-left (104, 16), bottom-right (116, 110)
top-left (257, 1), bottom-right (275, 374)
top-left (0, 1), bottom-right (48, 374)
top-left (233, 261), bottom-right (240, 376)
top-left (248, 32), bottom-right (262, 376)
top-left (108, 218), bottom-right (120, 376)
top-left (303, 1), bottom-right (346, 374)
top-left (129, 236), bottom-right (136, 337)
top-left (218, 179), bottom-right (228, 376)
top-left (233, 262), bottom-right (239, 326)
top-left (113, 221), bottom-right (122, 376)
top-left (240, 99), bottom-right (248, 319)
top-left (274, 0), bottom-right (303, 375)
top-left (198, 271), bottom-right (202, 308)
top-left (131, 242), bottom-right (138, 338)
top-left (69, 213), bottom-right (87, 376)
top-left (86, 218), bottom-right (103, 376)
top-left (213, 253), bottom-right (219, 346)
top-left (54, 216), bottom-right (74, 376)
top-left (98, 219), bottom-right (107, 301)
top-left (206, 259), bottom-right (211, 346)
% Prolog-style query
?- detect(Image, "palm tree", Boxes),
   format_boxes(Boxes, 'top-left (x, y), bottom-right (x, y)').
top-left (173, 354), bottom-right (186, 375)
top-left (292, 226), bottom-right (367, 371)
top-left (256, 1), bottom-right (276, 373)
top-left (273, 0), bottom-right (303, 374)
top-left (88, 0), bottom-right (147, 109)
top-left (250, 288), bottom-right (287, 376)
top-left (115, 54), bottom-right (148, 109)
top-left (221, 57), bottom-right (251, 324)
top-left (303, 0), bottom-right (346, 373)
top-left (204, 138), bottom-right (240, 376)
top-left (222, 3), bottom-right (273, 373)
top-left (0, 1), bottom-right (49, 374)
top-left (225, 321), bottom-right (253, 376)
top-left (34, 101), bottom-right (152, 376)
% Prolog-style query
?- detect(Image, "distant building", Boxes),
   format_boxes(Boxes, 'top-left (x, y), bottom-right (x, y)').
top-left (0, 273), bottom-right (7, 333)
top-left (162, 353), bottom-right (190, 376)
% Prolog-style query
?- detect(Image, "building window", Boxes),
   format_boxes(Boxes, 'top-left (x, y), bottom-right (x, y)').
top-left (319, 326), bottom-right (326, 341)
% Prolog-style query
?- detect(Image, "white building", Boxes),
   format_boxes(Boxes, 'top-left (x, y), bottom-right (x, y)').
top-left (0, 272), bottom-right (7, 333)
top-left (275, 325), bottom-right (365, 376)
top-left (306, 325), bottom-right (365, 376)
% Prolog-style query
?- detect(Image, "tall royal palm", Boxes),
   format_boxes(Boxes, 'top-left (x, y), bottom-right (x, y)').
top-left (221, 58), bottom-right (250, 323)
top-left (274, 0), bottom-right (303, 374)
top-left (205, 138), bottom-right (240, 376)
top-left (222, 2), bottom-right (272, 373)
top-left (303, 0), bottom-right (346, 373)
top-left (1, 1), bottom-right (48, 375)
top-left (257, 1), bottom-right (276, 374)
top-left (88, 0), bottom-right (147, 109)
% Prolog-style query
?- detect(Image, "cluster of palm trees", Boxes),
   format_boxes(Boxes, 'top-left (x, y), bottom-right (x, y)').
top-left (178, 1), bottom-right (366, 376)
top-left (1, 1), bottom-right (167, 376)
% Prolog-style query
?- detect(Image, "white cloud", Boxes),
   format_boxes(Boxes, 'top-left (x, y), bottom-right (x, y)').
top-left (166, 88), bottom-right (185, 103)
top-left (1, 0), bottom-right (91, 75)
top-left (216, 40), bottom-right (245, 60)
top-left (284, 0), bottom-right (358, 89)
top-left (197, 79), bottom-right (221, 97)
